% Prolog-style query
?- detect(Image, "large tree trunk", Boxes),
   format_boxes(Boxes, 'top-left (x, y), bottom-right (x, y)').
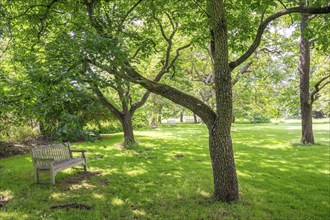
top-left (299, 12), bottom-right (314, 144)
top-left (121, 112), bottom-right (136, 147)
top-left (208, 120), bottom-right (238, 202)
top-left (210, 0), bottom-right (239, 202)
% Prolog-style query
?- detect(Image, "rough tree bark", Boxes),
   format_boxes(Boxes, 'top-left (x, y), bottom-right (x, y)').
top-left (209, 0), bottom-right (238, 201)
top-left (121, 109), bottom-right (136, 146)
top-left (299, 12), bottom-right (314, 144)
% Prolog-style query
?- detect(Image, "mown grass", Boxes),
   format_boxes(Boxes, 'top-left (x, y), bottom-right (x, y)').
top-left (0, 120), bottom-right (329, 219)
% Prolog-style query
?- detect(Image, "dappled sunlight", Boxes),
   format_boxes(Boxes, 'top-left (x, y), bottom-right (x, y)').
top-left (0, 190), bottom-right (13, 209)
top-left (92, 193), bottom-right (105, 200)
top-left (319, 169), bottom-right (330, 175)
top-left (136, 131), bottom-right (175, 139)
top-left (49, 192), bottom-right (72, 202)
top-left (236, 170), bottom-right (253, 178)
top-left (197, 188), bottom-right (211, 198)
top-left (111, 197), bottom-right (125, 206)
top-left (68, 182), bottom-right (96, 190)
top-left (125, 168), bottom-right (146, 176)
top-left (283, 126), bottom-right (302, 130)
top-left (0, 190), bottom-right (13, 199)
top-left (132, 208), bottom-right (147, 217)
top-left (0, 212), bottom-right (30, 220)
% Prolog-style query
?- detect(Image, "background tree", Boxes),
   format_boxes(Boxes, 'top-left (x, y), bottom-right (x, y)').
top-left (298, 1), bottom-right (330, 144)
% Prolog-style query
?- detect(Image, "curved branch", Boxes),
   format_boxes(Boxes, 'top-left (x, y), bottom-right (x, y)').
top-left (313, 73), bottom-right (330, 90)
top-left (129, 42), bottom-right (192, 114)
top-left (89, 82), bottom-right (123, 120)
top-left (130, 91), bottom-right (151, 114)
top-left (153, 16), bottom-right (170, 42)
top-left (229, 5), bottom-right (330, 69)
top-left (231, 61), bottom-right (253, 86)
top-left (123, 63), bottom-right (217, 126)
top-left (130, 41), bottom-right (191, 114)
top-left (310, 73), bottom-right (330, 104)
top-left (157, 42), bottom-right (192, 80)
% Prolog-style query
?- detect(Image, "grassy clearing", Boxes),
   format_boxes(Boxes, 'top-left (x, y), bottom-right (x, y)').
top-left (0, 120), bottom-right (329, 219)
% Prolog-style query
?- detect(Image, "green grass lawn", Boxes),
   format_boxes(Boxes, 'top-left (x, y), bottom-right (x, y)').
top-left (0, 120), bottom-right (329, 219)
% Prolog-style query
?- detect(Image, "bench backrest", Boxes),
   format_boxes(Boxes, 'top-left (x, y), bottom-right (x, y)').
top-left (32, 144), bottom-right (71, 163)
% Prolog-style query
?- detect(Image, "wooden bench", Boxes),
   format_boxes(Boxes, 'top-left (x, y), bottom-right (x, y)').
top-left (31, 143), bottom-right (87, 185)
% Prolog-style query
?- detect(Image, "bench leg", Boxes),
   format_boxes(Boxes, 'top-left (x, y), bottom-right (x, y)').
top-left (34, 168), bottom-right (39, 183)
top-left (50, 170), bottom-right (55, 185)
top-left (83, 162), bottom-right (87, 172)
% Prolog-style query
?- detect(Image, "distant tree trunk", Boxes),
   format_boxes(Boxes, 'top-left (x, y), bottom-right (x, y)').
top-left (121, 111), bottom-right (136, 146)
top-left (150, 93), bottom-right (158, 128)
top-left (180, 111), bottom-right (184, 122)
top-left (299, 12), bottom-right (314, 144)
top-left (193, 113), bottom-right (197, 123)
top-left (158, 105), bottom-right (163, 124)
top-left (150, 113), bottom-right (157, 128)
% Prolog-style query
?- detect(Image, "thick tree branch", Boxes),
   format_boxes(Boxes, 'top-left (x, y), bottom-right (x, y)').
top-left (84, 62), bottom-right (123, 119)
top-left (122, 63), bottom-right (217, 126)
top-left (130, 41), bottom-right (191, 114)
top-left (130, 42), bottom-right (191, 114)
top-left (229, 5), bottom-right (330, 69)
top-left (89, 82), bottom-right (123, 120)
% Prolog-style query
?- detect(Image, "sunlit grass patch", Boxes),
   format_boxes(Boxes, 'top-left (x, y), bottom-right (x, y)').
top-left (0, 121), bottom-right (329, 219)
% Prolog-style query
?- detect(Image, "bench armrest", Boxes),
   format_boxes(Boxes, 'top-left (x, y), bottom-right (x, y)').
top-left (70, 150), bottom-right (86, 158)
top-left (70, 150), bottom-right (86, 153)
